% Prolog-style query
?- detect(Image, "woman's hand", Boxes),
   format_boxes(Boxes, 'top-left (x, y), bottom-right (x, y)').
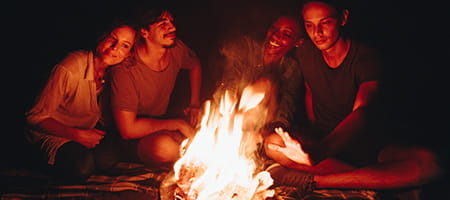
top-left (73, 128), bottom-right (105, 149)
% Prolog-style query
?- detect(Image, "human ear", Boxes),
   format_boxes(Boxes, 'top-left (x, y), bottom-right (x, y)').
top-left (340, 9), bottom-right (349, 26)
top-left (139, 28), bottom-right (149, 38)
top-left (294, 38), bottom-right (305, 47)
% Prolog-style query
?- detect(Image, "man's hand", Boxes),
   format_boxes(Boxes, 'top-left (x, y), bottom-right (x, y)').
top-left (184, 106), bottom-right (201, 128)
top-left (267, 127), bottom-right (312, 166)
top-left (173, 119), bottom-right (196, 138)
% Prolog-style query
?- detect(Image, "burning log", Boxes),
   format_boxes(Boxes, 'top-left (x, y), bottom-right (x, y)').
top-left (161, 87), bottom-right (276, 200)
top-left (161, 168), bottom-right (274, 200)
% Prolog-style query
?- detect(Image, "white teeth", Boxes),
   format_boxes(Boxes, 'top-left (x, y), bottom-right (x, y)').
top-left (269, 40), bottom-right (280, 47)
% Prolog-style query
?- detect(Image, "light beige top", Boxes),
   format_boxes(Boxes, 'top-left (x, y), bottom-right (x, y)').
top-left (25, 50), bottom-right (102, 164)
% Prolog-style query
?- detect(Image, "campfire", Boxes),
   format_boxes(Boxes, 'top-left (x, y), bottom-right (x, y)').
top-left (160, 85), bottom-right (275, 200)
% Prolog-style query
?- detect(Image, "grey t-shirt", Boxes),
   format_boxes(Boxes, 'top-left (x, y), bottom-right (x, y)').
top-left (110, 40), bottom-right (199, 118)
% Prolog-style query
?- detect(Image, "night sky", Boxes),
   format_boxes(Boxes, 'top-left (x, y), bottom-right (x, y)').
top-left (5, 0), bottom-right (449, 170)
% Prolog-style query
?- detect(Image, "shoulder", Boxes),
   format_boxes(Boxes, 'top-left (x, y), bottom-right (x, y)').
top-left (110, 54), bottom-right (138, 74)
top-left (349, 40), bottom-right (383, 79)
top-left (59, 50), bottom-right (89, 67)
top-left (351, 40), bottom-right (381, 60)
top-left (56, 50), bottom-right (90, 74)
top-left (169, 39), bottom-right (198, 58)
top-left (172, 39), bottom-right (194, 53)
top-left (169, 40), bottom-right (200, 67)
top-left (349, 40), bottom-right (383, 74)
top-left (282, 56), bottom-right (301, 78)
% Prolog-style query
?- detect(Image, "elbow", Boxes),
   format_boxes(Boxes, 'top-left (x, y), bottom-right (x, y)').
top-left (120, 134), bottom-right (133, 140)
top-left (116, 126), bottom-right (135, 140)
top-left (113, 110), bottom-right (139, 140)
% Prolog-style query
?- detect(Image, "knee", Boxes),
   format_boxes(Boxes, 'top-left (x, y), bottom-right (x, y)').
top-left (94, 153), bottom-right (119, 172)
top-left (138, 134), bottom-right (181, 166)
top-left (54, 142), bottom-right (95, 183)
top-left (71, 155), bottom-right (95, 182)
top-left (412, 147), bottom-right (443, 179)
top-left (93, 141), bottom-right (120, 172)
top-left (378, 145), bottom-right (443, 182)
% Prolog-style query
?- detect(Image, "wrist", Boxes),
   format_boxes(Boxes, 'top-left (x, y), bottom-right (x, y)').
top-left (66, 127), bottom-right (79, 141)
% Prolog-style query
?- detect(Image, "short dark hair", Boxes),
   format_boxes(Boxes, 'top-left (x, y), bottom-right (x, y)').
top-left (137, 9), bottom-right (163, 28)
top-left (301, 0), bottom-right (349, 15)
top-left (134, 7), bottom-right (172, 30)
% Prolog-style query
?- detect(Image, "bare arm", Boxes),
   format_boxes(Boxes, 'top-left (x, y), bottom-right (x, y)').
top-left (313, 80), bottom-right (379, 162)
top-left (188, 60), bottom-right (202, 108)
top-left (113, 109), bottom-right (195, 140)
top-left (183, 59), bottom-right (202, 127)
top-left (304, 82), bottom-right (315, 124)
top-left (36, 118), bottom-right (105, 149)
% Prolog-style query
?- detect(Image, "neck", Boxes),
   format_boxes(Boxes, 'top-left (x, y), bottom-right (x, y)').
top-left (137, 42), bottom-right (169, 71)
top-left (93, 57), bottom-right (108, 72)
top-left (262, 44), bottom-right (284, 65)
top-left (263, 53), bottom-right (282, 65)
top-left (93, 57), bottom-right (108, 89)
top-left (322, 38), bottom-right (350, 68)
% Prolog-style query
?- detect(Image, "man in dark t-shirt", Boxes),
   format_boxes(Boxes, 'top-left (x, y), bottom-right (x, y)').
top-left (264, 0), bottom-right (443, 193)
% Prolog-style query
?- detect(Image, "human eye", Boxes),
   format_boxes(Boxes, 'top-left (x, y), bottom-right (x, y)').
top-left (121, 43), bottom-right (130, 49)
top-left (104, 35), bottom-right (116, 42)
top-left (282, 31), bottom-right (294, 39)
top-left (321, 20), bottom-right (331, 25)
top-left (321, 18), bottom-right (336, 26)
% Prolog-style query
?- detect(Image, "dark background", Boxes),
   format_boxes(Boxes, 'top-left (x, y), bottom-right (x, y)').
top-left (4, 0), bottom-right (449, 184)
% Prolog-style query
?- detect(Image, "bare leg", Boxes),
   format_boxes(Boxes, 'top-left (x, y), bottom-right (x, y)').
top-left (314, 145), bottom-right (442, 189)
top-left (137, 130), bottom-right (185, 168)
top-left (264, 133), bottom-right (356, 174)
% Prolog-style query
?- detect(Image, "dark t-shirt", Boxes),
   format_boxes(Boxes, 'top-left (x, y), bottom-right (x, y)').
top-left (296, 39), bottom-right (381, 136)
top-left (295, 39), bottom-right (383, 165)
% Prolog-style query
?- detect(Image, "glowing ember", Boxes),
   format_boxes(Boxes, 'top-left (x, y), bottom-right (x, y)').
top-left (167, 86), bottom-right (275, 200)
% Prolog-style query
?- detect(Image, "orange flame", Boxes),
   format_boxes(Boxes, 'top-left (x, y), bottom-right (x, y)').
top-left (172, 86), bottom-right (274, 200)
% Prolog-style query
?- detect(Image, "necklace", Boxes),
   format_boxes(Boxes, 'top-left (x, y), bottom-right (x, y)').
top-left (97, 76), bottom-right (105, 84)
top-left (95, 70), bottom-right (105, 89)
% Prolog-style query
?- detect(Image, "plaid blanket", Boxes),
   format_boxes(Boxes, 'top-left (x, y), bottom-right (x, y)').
top-left (0, 162), bottom-right (379, 200)
top-left (0, 162), bottom-right (167, 200)
top-left (272, 186), bottom-right (378, 200)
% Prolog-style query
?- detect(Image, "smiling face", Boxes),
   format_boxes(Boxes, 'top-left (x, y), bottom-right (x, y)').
top-left (263, 16), bottom-right (302, 64)
top-left (302, 1), bottom-right (347, 51)
top-left (96, 25), bottom-right (136, 66)
top-left (141, 11), bottom-right (177, 48)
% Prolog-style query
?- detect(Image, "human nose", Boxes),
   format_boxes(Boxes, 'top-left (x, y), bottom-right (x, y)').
top-left (267, 29), bottom-right (281, 41)
top-left (273, 30), bottom-right (282, 39)
top-left (314, 25), bottom-right (323, 36)
top-left (167, 21), bottom-right (176, 32)
top-left (111, 41), bottom-right (119, 50)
